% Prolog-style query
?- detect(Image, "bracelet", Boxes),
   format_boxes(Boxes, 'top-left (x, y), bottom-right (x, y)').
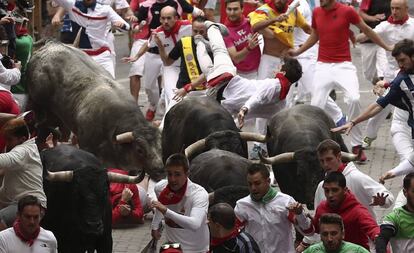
top-left (183, 83), bottom-right (193, 92)
top-left (350, 120), bottom-right (356, 126)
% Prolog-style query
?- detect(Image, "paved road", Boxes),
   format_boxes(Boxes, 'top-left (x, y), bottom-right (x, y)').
top-left (111, 34), bottom-right (402, 252)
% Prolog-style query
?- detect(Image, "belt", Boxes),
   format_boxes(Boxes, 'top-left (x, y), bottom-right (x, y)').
top-left (83, 46), bottom-right (111, 56)
top-left (148, 47), bottom-right (159, 54)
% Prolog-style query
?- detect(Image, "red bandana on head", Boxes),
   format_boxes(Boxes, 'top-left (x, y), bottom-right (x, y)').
top-left (388, 15), bottom-right (409, 25)
top-left (158, 180), bottom-right (188, 205)
top-left (13, 219), bottom-right (40, 247)
top-left (275, 73), bottom-right (291, 100)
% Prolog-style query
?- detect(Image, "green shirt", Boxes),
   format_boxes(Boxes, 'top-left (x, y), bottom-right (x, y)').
top-left (381, 206), bottom-right (414, 252)
top-left (303, 241), bottom-right (369, 253)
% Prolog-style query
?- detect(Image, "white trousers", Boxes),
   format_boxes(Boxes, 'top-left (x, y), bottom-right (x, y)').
top-left (391, 108), bottom-right (413, 162)
top-left (365, 104), bottom-right (392, 139)
top-left (162, 65), bottom-right (180, 110)
top-left (359, 43), bottom-right (387, 82)
top-left (143, 53), bottom-right (163, 109)
top-left (197, 26), bottom-right (237, 81)
top-left (91, 50), bottom-right (115, 78)
top-left (286, 54), bottom-right (317, 107)
top-left (311, 61), bottom-right (363, 147)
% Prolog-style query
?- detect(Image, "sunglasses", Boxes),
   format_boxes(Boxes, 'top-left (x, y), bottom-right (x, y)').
top-left (161, 243), bottom-right (181, 250)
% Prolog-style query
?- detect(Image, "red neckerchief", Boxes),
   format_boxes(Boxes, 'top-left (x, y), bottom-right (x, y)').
top-left (388, 15), bottom-right (409, 25)
top-left (163, 20), bottom-right (183, 44)
top-left (266, 0), bottom-right (290, 13)
top-left (338, 163), bottom-right (347, 173)
top-left (13, 219), bottom-right (40, 247)
top-left (224, 16), bottom-right (244, 27)
top-left (276, 73), bottom-right (291, 100)
top-left (158, 179), bottom-right (188, 205)
top-left (210, 228), bottom-right (240, 247)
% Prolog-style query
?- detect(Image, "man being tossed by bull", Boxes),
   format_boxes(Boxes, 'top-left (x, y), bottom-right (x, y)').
top-left (150, 153), bottom-right (209, 253)
top-left (175, 20), bottom-right (303, 129)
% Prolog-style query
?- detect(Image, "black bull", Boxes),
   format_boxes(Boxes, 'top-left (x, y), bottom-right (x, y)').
top-left (41, 145), bottom-right (112, 253)
top-left (262, 105), bottom-right (352, 209)
top-left (26, 41), bottom-right (163, 179)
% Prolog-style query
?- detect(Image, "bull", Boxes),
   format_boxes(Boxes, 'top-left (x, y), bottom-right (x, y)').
top-left (26, 41), bottom-right (163, 179)
top-left (41, 144), bottom-right (143, 253)
top-left (163, 97), bottom-right (264, 161)
top-left (259, 105), bottom-right (357, 209)
top-left (163, 97), bottom-right (264, 202)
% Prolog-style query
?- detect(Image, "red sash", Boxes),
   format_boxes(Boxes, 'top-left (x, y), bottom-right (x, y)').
top-left (13, 219), bottom-right (40, 246)
top-left (276, 73), bottom-right (291, 100)
top-left (158, 180), bottom-right (188, 205)
top-left (388, 15), bottom-right (409, 25)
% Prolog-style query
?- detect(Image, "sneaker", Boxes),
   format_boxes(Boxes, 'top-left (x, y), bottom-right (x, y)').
top-left (145, 109), bottom-right (155, 121)
top-left (335, 115), bottom-right (347, 127)
top-left (249, 144), bottom-right (268, 160)
top-left (352, 145), bottom-right (367, 162)
top-left (362, 136), bottom-right (376, 149)
top-left (204, 21), bottom-right (229, 36)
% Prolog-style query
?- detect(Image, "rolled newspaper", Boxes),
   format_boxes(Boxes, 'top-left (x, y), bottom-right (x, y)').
top-left (285, 0), bottom-right (301, 15)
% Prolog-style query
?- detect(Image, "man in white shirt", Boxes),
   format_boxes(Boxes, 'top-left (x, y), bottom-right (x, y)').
top-left (0, 195), bottom-right (57, 253)
top-left (0, 118), bottom-right (47, 231)
top-left (53, 0), bottom-right (130, 77)
top-left (314, 139), bottom-right (394, 219)
top-left (234, 163), bottom-right (314, 253)
top-left (150, 153), bottom-right (209, 253)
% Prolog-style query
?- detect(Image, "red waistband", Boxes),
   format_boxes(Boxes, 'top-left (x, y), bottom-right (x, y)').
top-left (83, 46), bottom-right (111, 56)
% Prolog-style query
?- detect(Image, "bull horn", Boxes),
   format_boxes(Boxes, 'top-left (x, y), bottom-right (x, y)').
top-left (184, 139), bottom-right (206, 158)
top-left (341, 151), bottom-right (358, 162)
top-left (259, 151), bottom-right (295, 165)
top-left (46, 170), bottom-right (74, 182)
top-left (115, 132), bottom-right (135, 144)
top-left (208, 192), bottom-right (214, 204)
top-left (72, 27), bottom-right (83, 48)
top-left (239, 132), bottom-right (267, 143)
top-left (107, 170), bottom-right (146, 184)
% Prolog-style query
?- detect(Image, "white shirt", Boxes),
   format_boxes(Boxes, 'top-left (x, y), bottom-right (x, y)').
top-left (0, 55), bottom-right (20, 92)
top-left (0, 227), bottom-right (57, 253)
top-left (314, 162), bottom-right (395, 219)
top-left (0, 139), bottom-right (47, 208)
top-left (374, 18), bottom-right (414, 81)
top-left (235, 191), bottom-right (313, 253)
top-left (221, 75), bottom-right (286, 119)
top-left (151, 179), bottom-right (209, 253)
top-left (148, 20), bottom-right (192, 67)
top-left (54, 0), bottom-right (129, 50)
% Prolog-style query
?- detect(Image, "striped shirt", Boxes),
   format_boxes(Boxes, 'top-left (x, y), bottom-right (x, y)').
top-left (210, 231), bottom-right (261, 253)
top-left (377, 72), bottom-right (414, 137)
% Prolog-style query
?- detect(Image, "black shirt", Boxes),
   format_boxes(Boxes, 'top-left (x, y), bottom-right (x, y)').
top-left (168, 37), bottom-right (209, 89)
top-left (137, 0), bottom-right (194, 38)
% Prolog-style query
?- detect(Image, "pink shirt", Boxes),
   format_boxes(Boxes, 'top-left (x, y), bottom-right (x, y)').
top-left (224, 18), bottom-right (261, 73)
